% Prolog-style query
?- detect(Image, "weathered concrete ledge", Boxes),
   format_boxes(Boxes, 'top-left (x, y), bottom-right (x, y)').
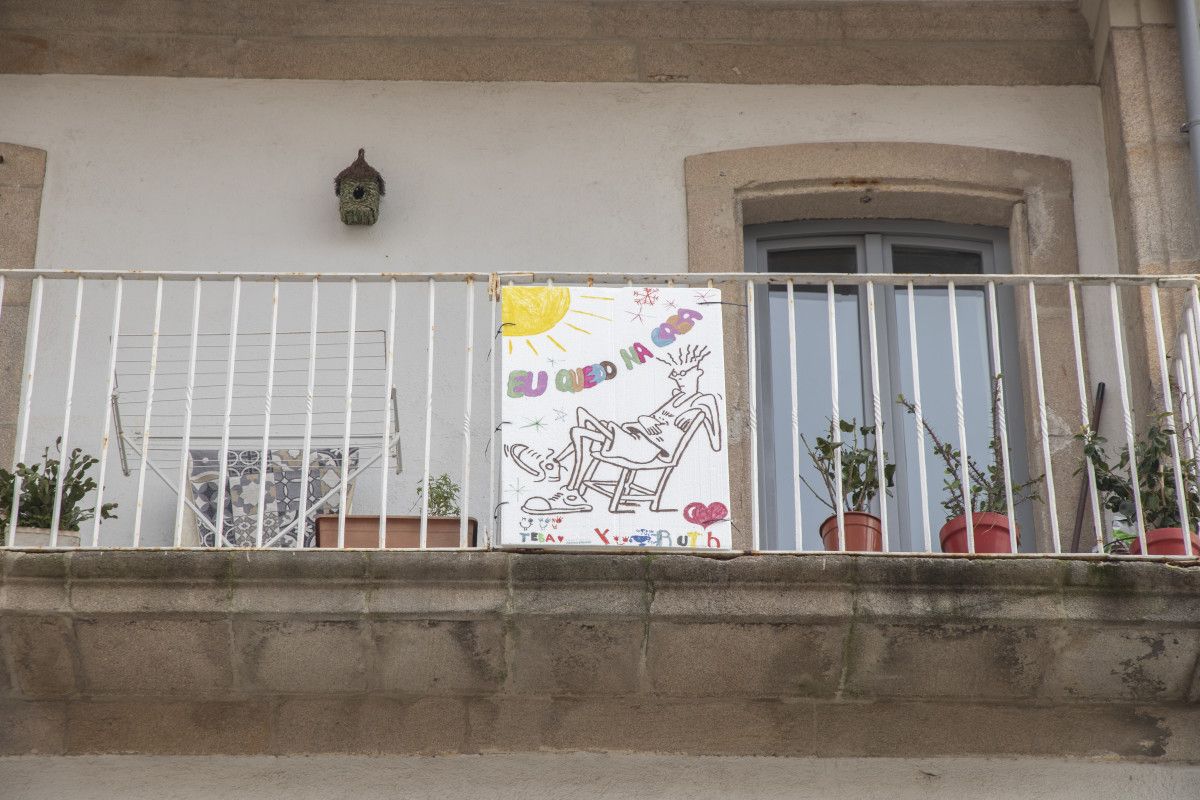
top-left (0, 1), bottom-right (1092, 85)
top-left (0, 551), bottom-right (1198, 760)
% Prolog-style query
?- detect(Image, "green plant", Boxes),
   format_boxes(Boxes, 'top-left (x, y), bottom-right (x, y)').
top-left (800, 418), bottom-right (896, 514)
top-left (0, 442), bottom-right (117, 539)
top-left (414, 472), bottom-right (461, 517)
top-left (897, 377), bottom-right (1040, 519)
top-left (1076, 413), bottom-right (1198, 536)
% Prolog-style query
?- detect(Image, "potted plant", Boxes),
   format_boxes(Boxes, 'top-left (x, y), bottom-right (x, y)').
top-left (801, 418), bottom-right (896, 552)
top-left (1078, 415), bottom-right (1200, 555)
top-left (316, 472), bottom-right (477, 548)
top-left (0, 443), bottom-right (117, 547)
top-left (897, 381), bottom-right (1040, 553)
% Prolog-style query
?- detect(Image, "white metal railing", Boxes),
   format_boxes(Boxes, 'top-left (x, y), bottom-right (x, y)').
top-left (0, 268), bottom-right (1198, 558)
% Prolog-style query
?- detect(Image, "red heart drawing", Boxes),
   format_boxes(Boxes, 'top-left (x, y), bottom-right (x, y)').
top-left (683, 501), bottom-right (729, 530)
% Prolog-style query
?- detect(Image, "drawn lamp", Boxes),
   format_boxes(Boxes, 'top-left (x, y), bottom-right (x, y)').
top-left (334, 148), bottom-right (385, 226)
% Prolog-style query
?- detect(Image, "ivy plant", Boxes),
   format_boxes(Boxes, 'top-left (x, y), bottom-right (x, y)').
top-left (0, 442), bottom-right (117, 539)
top-left (800, 418), bottom-right (896, 514)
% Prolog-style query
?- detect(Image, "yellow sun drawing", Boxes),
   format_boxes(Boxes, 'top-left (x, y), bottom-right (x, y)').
top-left (502, 286), bottom-right (613, 355)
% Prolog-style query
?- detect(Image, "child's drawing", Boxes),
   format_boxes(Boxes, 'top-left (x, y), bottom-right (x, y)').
top-left (499, 286), bottom-right (731, 549)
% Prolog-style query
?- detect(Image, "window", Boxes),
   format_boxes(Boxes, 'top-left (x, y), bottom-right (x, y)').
top-left (745, 220), bottom-right (1034, 551)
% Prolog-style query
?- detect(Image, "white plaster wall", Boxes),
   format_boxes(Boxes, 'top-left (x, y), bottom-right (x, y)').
top-left (0, 76), bottom-right (1120, 545)
top-left (2, 754), bottom-right (1197, 800)
top-left (0, 76), bottom-right (1116, 276)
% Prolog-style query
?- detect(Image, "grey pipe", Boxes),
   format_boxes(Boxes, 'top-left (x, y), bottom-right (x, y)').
top-left (1176, 0), bottom-right (1200, 207)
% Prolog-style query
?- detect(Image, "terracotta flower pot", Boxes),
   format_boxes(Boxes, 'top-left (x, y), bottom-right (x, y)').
top-left (820, 512), bottom-right (884, 552)
top-left (939, 512), bottom-right (1018, 554)
top-left (316, 515), bottom-right (477, 548)
top-left (1128, 527), bottom-right (1200, 556)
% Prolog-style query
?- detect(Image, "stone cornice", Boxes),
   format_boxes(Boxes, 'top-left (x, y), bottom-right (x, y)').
top-left (0, 1), bottom-right (1092, 85)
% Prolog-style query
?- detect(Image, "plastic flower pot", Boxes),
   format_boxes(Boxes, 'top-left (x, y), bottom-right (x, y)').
top-left (819, 512), bottom-right (884, 552)
top-left (939, 512), bottom-right (1018, 554)
top-left (1128, 527), bottom-right (1200, 556)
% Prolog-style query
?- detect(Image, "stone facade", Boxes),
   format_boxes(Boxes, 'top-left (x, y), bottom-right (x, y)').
top-left (1099, 5), bottom-right (1200, 420)
top-left (0, 550), bottom-right (1198, 759)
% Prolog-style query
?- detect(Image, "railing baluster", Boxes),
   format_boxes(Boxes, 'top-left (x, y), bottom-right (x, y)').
top-left (827, 281), bottom-right (845, 551)
top-left (986, 281), bottom-right (1018, 553)
top-left (747, 281), bottom-right (761, 552)
top-left (785, 279), bottom-right (803, 549)
top-left (865, 281), bottom-right (889, 551)
top-left (49, 277), bottom-right (85, 546)
top-left (92, 277), bottom-right (123, 547)
top-left (488, 278), bottom-right (498, 549)
top-left (337, 279), bottom-right (358, 549)
top-left (1176, 344), bottom-right (1195, 466)
top-left (8, 276), bottom-right (44, 546)
top-left (1027, 284), bottom-right (1061, 553)
top-left (172, 278), bottom-right (202, 547)
top-left (1068, 282), bottom-right (1105, 552)
top-left (1178, 330), bottom-right (1200, 557)
top-left (1179, 318), bottom-right (1200, 489)
top-left (214, 277), bottom-right (242, 548)
top-left (1186, 298), bottom-right (1200, 492)
top-left (459, 279), bottom-right (476, 550)
top-left (1109, 282), bottom-right (1148, 553)
top-left (296, 278), bottom-right (319, 549)
top-left (132, 277), bottom-right (164, 547)
top-left (419, 279), bottom-right (436, 549)
top-left (905, 282), bottom-right (932, 553)
top-left (253, 279), bottom-right (281, 549)
top-left (1150, 284), bottom-right (1192, 556)
top-left (947, 282), bottom-right (974, 553)
top-left (378, 279), bottom-right (397, 549)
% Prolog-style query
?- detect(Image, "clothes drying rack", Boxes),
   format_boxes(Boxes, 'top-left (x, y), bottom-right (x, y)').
top-left (112, 328), bottom-right (401, 547)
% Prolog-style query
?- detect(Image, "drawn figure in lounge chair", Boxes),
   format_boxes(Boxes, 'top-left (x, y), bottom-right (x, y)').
top-left (506, 345), bottom-right (723, 514)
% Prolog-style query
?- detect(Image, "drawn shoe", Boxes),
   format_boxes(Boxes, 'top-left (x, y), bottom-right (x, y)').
top-left (504, 444), bottom-right (562, 482)
top-left (521, 490), bottom-right (592, 515)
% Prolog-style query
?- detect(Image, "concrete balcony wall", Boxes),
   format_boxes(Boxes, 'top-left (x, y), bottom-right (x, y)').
top-left (0, 550), bottom-right (1197, 760)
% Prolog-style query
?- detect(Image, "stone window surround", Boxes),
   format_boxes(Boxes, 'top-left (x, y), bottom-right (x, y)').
top-left (684, 141), bottom-right (1084, 551)
top-left (0, 142), bottom-right (46, 469)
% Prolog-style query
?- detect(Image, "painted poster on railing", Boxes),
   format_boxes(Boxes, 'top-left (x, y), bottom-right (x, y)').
top-left (500, 285), bottom-right (732, 550)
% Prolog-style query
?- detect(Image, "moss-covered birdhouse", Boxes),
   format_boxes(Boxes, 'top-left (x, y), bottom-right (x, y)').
top-left (335, 148), bottom-right (385, 225)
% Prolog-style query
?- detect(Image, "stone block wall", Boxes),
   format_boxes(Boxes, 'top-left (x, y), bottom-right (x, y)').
top-left (0, 550), bottom-right (1198, 760)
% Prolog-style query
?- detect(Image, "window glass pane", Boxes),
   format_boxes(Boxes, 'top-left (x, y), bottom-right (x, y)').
top-left (763, 246), bottom-right (864, 550)
top-left (753, 231), bottom-right (1030, 553)
top-left (893, 285), bottom-right (994, 547)
top-left (891, 245), bottom-right (983, 275)
top-left (768, 247), bottom-right (858, 275)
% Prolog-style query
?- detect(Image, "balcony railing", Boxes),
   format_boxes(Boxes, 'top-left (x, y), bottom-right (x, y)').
top-left (1, 268), bottom-right (1198, 558)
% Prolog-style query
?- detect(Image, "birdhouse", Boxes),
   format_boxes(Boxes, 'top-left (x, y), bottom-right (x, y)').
top-left (334, 148), bottom-right (385, 225)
